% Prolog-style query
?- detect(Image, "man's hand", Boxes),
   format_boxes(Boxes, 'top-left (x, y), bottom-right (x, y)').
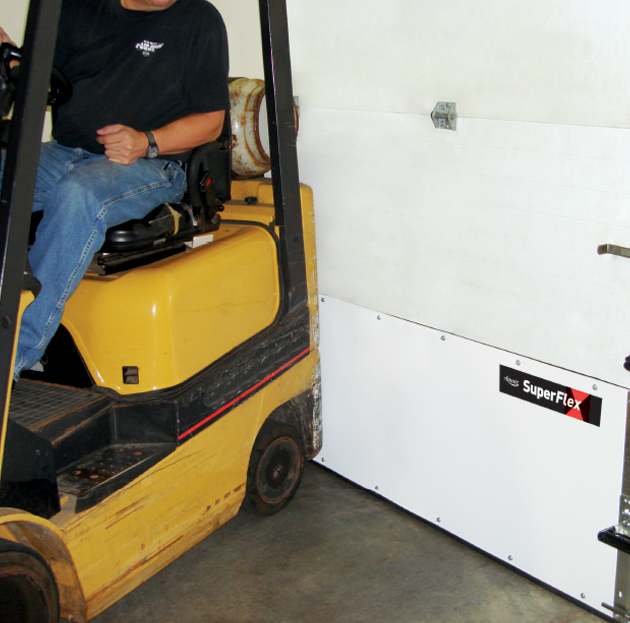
top-left (96, 111), bottom-right (225, 164)
top-left (96, 125), bottom-right (149, 165)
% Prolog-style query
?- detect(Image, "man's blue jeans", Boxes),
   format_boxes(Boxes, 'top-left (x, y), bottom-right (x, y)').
top-left (14, 140), bottom-right (186, 380)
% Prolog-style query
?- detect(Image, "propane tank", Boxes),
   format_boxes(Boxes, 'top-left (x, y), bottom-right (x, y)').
top-left (229, 77), bottom-right (299, 178)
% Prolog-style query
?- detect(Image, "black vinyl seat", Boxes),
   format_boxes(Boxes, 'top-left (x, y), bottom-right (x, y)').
top-left (100, 116), bottom-right (232, 255)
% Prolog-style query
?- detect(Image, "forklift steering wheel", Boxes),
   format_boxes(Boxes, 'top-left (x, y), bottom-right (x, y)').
top-left (0, 42), bottom-right (72, 118)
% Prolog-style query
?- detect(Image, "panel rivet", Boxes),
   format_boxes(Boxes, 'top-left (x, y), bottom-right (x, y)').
top-left (377, 315), bottom-right (381, 320)
top-left (592, 384), bottom-right (598, 391)
top-left (436, 517), bottom-right (441, 523)
top-left (508, 555), bottom-right (513, 561)
top-left (321, 297), bottom-right (325, 302)
top-left (441, 335), bottom-right (446, 341)
top-left (375, 486), bottom-right (379, 490)
top-left (1, 315), bottom-right (12, 329)
top-left (321, 457), bottom-right (325, 463)
top-left (516, 360), bottom-right (521, 366)
top-left (581, 593), bottom-right (586, 599)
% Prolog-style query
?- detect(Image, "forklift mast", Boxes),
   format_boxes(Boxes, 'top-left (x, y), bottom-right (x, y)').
top-left (0, 0), bottom-right (62, 473)
top-left (0, 0), bottom-right (307, 476)
top-left (258, 0), bottom-right (307, 316)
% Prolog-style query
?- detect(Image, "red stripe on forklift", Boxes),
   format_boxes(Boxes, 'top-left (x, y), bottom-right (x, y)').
top-left (178, 347), bottom-right (311, 440)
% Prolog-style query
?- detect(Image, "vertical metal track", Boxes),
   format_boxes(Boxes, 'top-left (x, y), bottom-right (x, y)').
top-left (0, 0), bottom-right (62, 475)
top-left (611, 395), bottom-right (630, 621)
top-left (258, 0), bottom-right (308, 317)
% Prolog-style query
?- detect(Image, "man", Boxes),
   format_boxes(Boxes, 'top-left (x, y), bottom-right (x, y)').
top-left (1, 0), bottom-right (230, 380)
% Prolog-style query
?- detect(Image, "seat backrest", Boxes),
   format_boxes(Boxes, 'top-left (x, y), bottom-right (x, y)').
top-left (186, 112), bottom-right (232, 215)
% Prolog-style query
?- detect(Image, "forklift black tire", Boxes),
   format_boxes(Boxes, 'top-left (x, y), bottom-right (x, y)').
top-left (0, 538), bottom-right (59, 623)
top-left (245, 420), bottom-right (305, 516)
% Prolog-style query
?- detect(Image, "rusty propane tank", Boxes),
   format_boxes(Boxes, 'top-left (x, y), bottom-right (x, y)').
top-left (229, 77), bottom-right (299, 178)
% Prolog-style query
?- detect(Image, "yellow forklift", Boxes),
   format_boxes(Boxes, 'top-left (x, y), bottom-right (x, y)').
top-left (0, 0), bottom-right (320, 620)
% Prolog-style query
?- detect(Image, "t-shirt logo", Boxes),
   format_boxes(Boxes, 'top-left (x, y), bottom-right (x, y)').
top-left (135, 40), bottom-right (165, 57)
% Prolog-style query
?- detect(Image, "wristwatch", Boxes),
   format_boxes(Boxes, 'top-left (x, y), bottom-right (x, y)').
top-left (145, 130), bottom-right (159, 159)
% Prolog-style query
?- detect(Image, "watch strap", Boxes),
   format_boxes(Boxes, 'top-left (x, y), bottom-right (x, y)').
top-left (145, 130), bottom-right (159, 158)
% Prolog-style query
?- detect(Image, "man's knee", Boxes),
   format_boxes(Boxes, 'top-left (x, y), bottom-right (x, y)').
top-left (42, 168), bottom-right (110, 229)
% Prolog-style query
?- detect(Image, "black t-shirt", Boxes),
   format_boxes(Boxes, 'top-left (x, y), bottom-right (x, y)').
top-left (52, 0), bottom-right (230, 157)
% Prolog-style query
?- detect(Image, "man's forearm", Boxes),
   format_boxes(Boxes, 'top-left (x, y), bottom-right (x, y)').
top-left (153, 110), bottom-right (225, 155)
top-left (96, 110), bottom-right (226, 165)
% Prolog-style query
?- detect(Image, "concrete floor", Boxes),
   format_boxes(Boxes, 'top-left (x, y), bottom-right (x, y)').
top-left (93, 462), bottom-right (606, 623)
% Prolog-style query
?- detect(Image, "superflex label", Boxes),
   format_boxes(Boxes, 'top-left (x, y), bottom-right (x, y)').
top-left (500, 365), bottom-right (602, 426)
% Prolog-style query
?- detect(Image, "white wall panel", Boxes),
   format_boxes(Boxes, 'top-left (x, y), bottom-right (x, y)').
top-left (12, 0), bottom-right (630, 127)
top-left (287, 0), bottom-right (630, 129)
top-left (212, 0), bottom-right (264, 79)
top-left (317, 295), bottom-right (628, 617)
top-left (299, 106), bottom-right (630, 386)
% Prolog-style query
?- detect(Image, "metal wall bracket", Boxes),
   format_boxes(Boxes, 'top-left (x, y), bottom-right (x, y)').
top-left (598, 244), bottom-right (630, 259)
top-left (602, 601), bottom-right (630, 621)
top-left (431, 102), bottom-right (457, 131)
top-left (601, 496), bottom-right (630, 543)
top-left (620, 497), bottom-right (630, 536)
